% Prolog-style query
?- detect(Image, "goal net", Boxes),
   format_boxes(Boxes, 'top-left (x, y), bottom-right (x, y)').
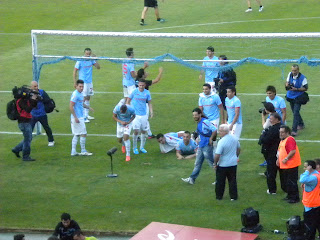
top-left (31, 30), bottom-right (320, 83)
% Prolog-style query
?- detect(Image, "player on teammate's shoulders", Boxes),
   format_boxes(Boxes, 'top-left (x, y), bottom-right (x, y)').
top-left (113, 104), bottom-right (136, 162)
top-left (126, 79), bottom-right (153, 154)
top-left (69, 80), bottom-right (93, 156)
top-left (122, 48), bottom-right (148, 102)
top-left (135, 66), bottom-right (163, 138)
top-left (73, 48), bottom-right (100, 123)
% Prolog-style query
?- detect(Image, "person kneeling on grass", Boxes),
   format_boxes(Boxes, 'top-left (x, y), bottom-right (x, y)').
top-left (176, 131), bottom-right (198, 160)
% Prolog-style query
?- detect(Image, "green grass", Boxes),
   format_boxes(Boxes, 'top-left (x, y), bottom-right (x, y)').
top-left (1, 0), bottom-right (320, 239)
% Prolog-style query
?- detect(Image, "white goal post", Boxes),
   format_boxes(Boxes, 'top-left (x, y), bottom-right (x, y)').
top-left (31, 30), bottom-right (320, 82)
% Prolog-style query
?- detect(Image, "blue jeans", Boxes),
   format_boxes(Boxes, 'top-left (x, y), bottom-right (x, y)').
top-left (13, 122), bottom-right (33, 159)
top-left (289, 101), bottom-right (304, 132)
top-left (31, 115), bottom-right (54, 142)
top-left (190, 145), bottom-right (214, 180)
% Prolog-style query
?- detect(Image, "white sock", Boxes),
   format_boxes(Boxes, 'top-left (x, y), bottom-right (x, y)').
top-left (124, 139), bottom-right (130, 156)
top-left (72, 135), bottom-right (79, 153)
top-left (140, 133), bottom-right (147, 149)
top-left (84, 100), bottom-right (90, 118)
top-left (133, 134), bottom-right (138, 149)
top-left (80, 137), bottom-right (86, 152)
top-left (147, 121), bottom-right (152, 136)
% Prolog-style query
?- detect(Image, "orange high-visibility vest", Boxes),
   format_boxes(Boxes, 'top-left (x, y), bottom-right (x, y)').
top-left (302, 172), bottom-right (320, 208)
top-left (278, 136), bottom-right (301, 169)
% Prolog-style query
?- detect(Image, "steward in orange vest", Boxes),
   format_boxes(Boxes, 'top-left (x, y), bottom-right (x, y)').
top-left (277, 126), bottom-right (301, 203)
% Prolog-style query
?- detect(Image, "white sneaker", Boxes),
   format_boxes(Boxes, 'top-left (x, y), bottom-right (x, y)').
top-left (181, 177), bottom-right (194, 185)
top-left (259, 6), bottom-right (264, 12)
top-left (245, 8), bottom-right (252, 12)
top-left (80, 151), bottom-right (93, 156)
top-left (267, 189), bottom-right (276, 195)
top-left (212, 181), bottom-right (216, 185)
top-left (48, 141), bottom-right (55, 147)
top-left (84, 118), bottom-right (90, 123)
top-left (71, 152), bottom-right (79, 156)
top-left (87, 115), bottom-right (95, 120)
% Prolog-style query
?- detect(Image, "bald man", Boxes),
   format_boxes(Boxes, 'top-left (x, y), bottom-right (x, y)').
top-left (30, 81), bottom-right (55, 146)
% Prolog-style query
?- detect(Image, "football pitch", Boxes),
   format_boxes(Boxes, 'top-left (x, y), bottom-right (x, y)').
top-left (1, 0), bottom-right (320, 239)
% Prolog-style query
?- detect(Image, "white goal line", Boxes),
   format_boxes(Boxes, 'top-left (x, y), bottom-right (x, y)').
top-left (1, 131), bottom-right (320, 143)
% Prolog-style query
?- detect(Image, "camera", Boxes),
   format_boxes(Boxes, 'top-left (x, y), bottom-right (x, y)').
top-left (285, 83), bottom-right (294, 91)
top-left (258, 107), bottom-right (266, 115)
top-left (12, 86), bottom-right (42, 101)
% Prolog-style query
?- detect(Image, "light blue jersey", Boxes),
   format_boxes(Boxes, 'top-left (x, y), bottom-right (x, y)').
top-left (215, 134), bottom-right (240, 167)
top-left (266, 95), bottom-right (286, 119)
top-left (225, 96), bottom-right (242, 124)
top-left (122, 61), bottom-right (135, 87)
top-left (202, 56), bottom-right (219, 82)
top-left (199, 93), bottom-right (222, 121)
top-left (70, 90), bottom-right (84, 119)
top-left (113, 104), bottom-right (135, 126)
top-left (197, 118), bottom-right (217, 148)
top-left (75, 60), bottom-right (96, 84)
top-left (129, 88), bottom-right (151, 116)
top-left (176, 139), bottom-right (198, 155)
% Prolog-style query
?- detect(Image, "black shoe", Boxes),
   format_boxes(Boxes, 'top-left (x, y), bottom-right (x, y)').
top-left (140, 21), bottom-right (144, 26)
top-left (12, 149), bottom-right (21, 158)
top-left (22, 158), bottom-right (36, 162)
top-left (287, 199), bottom-right (299, 204)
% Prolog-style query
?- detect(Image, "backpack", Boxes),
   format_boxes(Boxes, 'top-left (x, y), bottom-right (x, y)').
top-left (44, 98), bottom-right (56, 113)
top-left (6, 99), bottom-right (20, 120)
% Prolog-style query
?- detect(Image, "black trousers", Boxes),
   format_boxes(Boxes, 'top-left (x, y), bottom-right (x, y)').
top-left (266, 155), bottom-right (278, 193)
top-left (279, 167), bottom-right (299, 200)
top-left (31, 115), bottom-right (54, 142)
top-left (215, 165), bottom-right (238, 200)
top-left (304, 207), bottom-right (320, 240)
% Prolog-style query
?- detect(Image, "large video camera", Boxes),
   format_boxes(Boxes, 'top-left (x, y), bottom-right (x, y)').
top-left (12, 86), bottom-right (42, 101)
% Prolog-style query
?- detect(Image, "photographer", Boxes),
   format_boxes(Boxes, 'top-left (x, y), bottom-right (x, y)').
top-left (30, 81), bottom-right (55, 147)
top-left (260, 102), bottom-right (276, 130)
top-left (11, 86), bottom-right (38, 161)
top-left (259, 113), bottom-right (282, 194)
top-left (285, 64), bottom-right (308, 136)
top-left (216, 55), bottom-right (237, 109)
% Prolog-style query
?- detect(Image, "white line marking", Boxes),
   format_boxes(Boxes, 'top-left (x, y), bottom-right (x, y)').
top-left (1, 90), bottom-right (319, 97)
top-left (1, 132), bottom-right (319, 143)
top-left (135, 17), bottom-right (320, 32)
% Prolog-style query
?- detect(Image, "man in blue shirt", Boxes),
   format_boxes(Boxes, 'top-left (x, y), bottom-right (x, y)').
top-left (126, 79), bottom-right (153, 155)
top-left (285, 64), bottom-right (308, 136)
top-left (73, 48), bottom-right (100, 123)
top-left (199, 83), bottom-right (224, 129)
top-left (182, 108), bottom-right (217, 184)
top-left (176, 131), bottom-right (198, 160)
top-left (30, 81), bottom-right (55, 146)
top-left (299, 160), bottom-right (320, 240)
top-left (225, 86), bottom-right (242, 140)
top-left (113, 104), bottom-right (136, 162)
top-left (214, 124), bottom-right (241, 200)
top-left (199, 46), bottom-right (219, 91)
top-left (265, 85), bottom-right (286, 123)
top-left (69, 80), bottom-right (94, 156)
